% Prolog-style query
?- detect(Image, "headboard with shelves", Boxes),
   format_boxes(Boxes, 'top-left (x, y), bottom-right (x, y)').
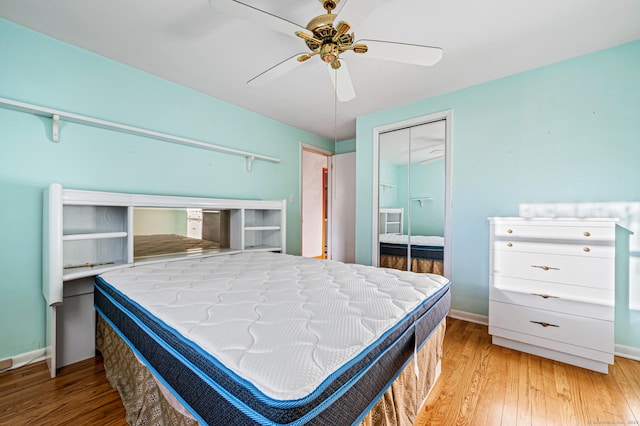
top-left (43, 183), bottom-right (286, 377)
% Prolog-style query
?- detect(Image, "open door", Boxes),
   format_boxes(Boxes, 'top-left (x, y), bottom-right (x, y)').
top-left (327, 152), bottom-right (356, 263)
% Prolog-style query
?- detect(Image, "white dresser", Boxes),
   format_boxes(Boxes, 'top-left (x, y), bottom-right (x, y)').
top-left (488, 217), bottom-right (620, 373)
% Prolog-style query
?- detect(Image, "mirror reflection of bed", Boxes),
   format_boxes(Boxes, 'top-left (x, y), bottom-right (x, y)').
top-left (133, 208), bottom-right (231, 260)
top-left (379, 232), bottom-right (444, 275)
top-left (378, 120), bottom-right (446, 275)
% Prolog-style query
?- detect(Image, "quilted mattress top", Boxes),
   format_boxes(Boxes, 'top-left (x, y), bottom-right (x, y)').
top-left (98, 251), bottom-right (449, 400)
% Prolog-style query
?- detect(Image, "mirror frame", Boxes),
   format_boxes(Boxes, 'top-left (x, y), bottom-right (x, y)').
top-left (371, 110), bottom-right (453, 278)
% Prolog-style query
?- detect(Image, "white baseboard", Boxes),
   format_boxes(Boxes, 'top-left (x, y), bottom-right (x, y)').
top-left (0, 348), bottom-right (46, 372)
top-left (615, 344), bottom-right (640, 361)
top-left (448, 309), bottom-right (488, 326)
top-left (449, 309), bottom-right (640, 362)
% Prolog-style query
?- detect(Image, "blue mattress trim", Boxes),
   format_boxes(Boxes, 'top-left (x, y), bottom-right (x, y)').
top-left (95, 274), bottom-right (450, 425)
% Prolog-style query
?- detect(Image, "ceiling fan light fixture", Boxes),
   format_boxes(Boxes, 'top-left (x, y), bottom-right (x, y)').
top-left (321, 43), bottom-right (339, 63)
top-left (330, 59), bottom-right (341, 70)
top-left (334, 21), bottom-right (351, 36)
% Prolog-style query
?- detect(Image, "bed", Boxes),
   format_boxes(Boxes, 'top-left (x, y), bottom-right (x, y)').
top-left (379, 234), bottom-right (444, 275)
top-left (94, 251), bottom-right (450, 425)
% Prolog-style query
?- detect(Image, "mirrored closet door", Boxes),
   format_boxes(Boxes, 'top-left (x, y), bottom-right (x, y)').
top-left (377, 119), bottom-right (447, 276)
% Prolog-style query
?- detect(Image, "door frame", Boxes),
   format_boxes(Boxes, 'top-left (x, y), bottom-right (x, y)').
top-left (371, 110), bottom-right (453, 278)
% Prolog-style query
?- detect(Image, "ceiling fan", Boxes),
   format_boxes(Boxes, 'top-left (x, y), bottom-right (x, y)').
top-left (210, 0), bottom-right (443, 102)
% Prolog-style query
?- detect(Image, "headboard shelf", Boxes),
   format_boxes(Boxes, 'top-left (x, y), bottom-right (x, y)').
top-left (62, 262), bottom-right (129, 282)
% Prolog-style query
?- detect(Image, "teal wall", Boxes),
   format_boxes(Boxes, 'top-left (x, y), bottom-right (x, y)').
top-left (335, 138), bottom-right (356, 154)
top-left (380, 159), bottom-right (445, 236)
top-left (356, 40), bottom-right (640, 349)
top-left (0, 19), bottom-right (332, 359)
top-left (396, 160), bottom-right (445, 236)
top-left (379, 160), bottom-right (399, 209)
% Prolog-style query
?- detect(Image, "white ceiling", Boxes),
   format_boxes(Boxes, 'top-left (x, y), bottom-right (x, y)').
top-left (1, 0), bottom-right (639, 141)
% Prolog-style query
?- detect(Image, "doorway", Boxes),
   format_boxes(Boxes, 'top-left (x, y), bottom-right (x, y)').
top-left (301, 147), bottom-right (330, 258)
top-left (372, 111), bottom-right (452, 278)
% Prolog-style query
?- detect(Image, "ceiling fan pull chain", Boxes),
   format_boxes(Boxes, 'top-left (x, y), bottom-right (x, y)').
top-left (333, 66), bottom-right (338, 146)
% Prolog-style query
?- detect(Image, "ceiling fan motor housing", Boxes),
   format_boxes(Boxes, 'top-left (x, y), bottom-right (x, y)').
top-left (304, 13), bottom-right (356, 65)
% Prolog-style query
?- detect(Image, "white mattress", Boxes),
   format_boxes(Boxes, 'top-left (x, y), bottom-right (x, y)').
top-left (379, 234), bottom-right (444, 246)
top-left (98, 251), bottom-right (449, 401)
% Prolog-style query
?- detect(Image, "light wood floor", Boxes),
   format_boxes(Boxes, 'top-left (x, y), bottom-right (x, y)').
top-left (417, 318), bottom-right (640, 425)
top-left (1, 318), bottom-right (638, 425)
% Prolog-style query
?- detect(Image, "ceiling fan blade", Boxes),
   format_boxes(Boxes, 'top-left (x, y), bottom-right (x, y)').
top-left (209, 0), bottom-right (306, 37)
top-left (357, 39), bottom-right (443, 66)
top-left (247, 53), bottom-right (307, 87)
top-left (335, 0), bottom-right (386, 30)
top-left (327, 62), bottom-right (356, 102)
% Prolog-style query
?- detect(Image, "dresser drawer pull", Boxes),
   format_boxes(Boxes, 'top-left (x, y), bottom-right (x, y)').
top-left (530, 265), bottom-right (560, 271)
top-left (506, 242), bottom-right (513, 247)
top-left (583, 231), bottom-right (591, 237)
top-left (530, 321), bottom-right (559, 328)
top-left (506, 229), bottom-right (513, 234)
top-left (531, 293), bottom-right (559, 299)
top-left (583, 247), bottom-right (590, 252)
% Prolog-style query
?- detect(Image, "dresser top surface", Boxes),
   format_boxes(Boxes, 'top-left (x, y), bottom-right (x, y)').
top-left (489, 217), bottom-right (619, 224)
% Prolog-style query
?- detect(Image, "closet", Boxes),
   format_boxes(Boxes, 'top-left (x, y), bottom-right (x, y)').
top-left (375, 113), bottom-right (451, 276)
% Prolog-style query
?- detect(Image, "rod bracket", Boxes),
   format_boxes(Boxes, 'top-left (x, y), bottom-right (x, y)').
top-left (246, 155), bottom-right (255, 172)
top-left (52, 114), bottom-right (60, 142)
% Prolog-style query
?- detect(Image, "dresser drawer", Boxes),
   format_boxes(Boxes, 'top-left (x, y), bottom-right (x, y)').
top-left (490, 277), bottom-right (614, 320)
top-left (492, 240), bottom-right (614, 258)
top-left (489, 301), bottom-right (613, 353)
top-left (492, 222), bottom-right (615, 242)
top-left (492, 249), bottom-right (614, 290)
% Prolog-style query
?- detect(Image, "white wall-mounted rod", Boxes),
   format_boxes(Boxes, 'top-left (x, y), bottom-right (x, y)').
top-left (0, 97), bottom-right (280, 171)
